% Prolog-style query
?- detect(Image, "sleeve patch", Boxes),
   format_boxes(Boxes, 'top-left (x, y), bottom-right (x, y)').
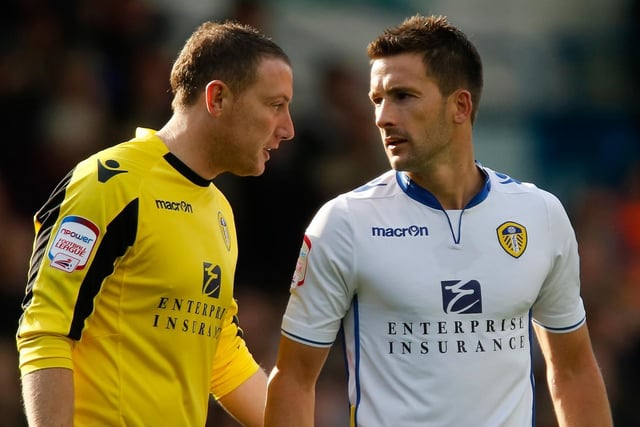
top-left (48, 216), bottom-right (100, 272)
top-left (290, 235), bottom-right (311, 289)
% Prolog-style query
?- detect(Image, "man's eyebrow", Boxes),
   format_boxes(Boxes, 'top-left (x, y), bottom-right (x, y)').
top-left (267, 94), bottom-right (291, 102)
top-left (369, 86), bottom-right (413, 97)
top-left (386, 86), bottom-right (413, 94)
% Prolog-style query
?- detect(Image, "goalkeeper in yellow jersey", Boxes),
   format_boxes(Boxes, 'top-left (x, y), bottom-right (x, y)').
top-left (17, 20), bottom-right (295, 427)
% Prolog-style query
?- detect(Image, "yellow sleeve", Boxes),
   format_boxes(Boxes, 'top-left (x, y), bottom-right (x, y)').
top-left (17, 153), bottom-right (136, 377)
top-left (17, 334), bottom-right (74, 377)
top-left (210, 298), bottom-right (260, 398)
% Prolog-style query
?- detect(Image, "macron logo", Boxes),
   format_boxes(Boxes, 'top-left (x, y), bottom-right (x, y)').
top-left (371, 225), bottom-right (429, 238)
top-left (97, 159), bottom-right (127, 183)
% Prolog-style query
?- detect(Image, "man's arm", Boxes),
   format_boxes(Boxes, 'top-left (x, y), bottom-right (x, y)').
top-left (217, 368), bottom-right (268, 427)
top-left (21, 367), bottom-right (74, 427)
top-left (534, 322), bottom-right (613, 427)
top-left (265, 335), bottom-right (332, 427)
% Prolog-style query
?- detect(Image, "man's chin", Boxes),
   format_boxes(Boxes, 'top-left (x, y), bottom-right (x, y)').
top-left (239, 164), bottom-right (266, 177)
top-left (388, 158), bottom-right (406, 171)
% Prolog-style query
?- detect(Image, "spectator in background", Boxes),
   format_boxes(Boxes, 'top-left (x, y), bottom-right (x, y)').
top-left (0, 338), bottom-right (25, 427)
top-left (303, 59), bottom-right (389, 200)
top-left (610, 162), bottom-right (640, 425)
top-left (0, 178), bottom-right (33, 337)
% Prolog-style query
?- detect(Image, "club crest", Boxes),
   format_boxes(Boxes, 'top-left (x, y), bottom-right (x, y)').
top-left (218, 212), bottom-right (231, 251)
top-left (497, 221), bottom-right (527, 258)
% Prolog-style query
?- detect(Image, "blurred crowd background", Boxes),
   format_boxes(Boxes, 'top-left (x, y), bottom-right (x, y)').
top-left (1, 0), bottom-right (639, 425)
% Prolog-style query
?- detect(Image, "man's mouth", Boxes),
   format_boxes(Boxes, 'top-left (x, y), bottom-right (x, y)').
top-left (384, 137), bottom-right (407, 147)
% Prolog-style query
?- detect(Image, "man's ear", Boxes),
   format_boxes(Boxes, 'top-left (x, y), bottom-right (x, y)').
top-left (451, 89), bottom-right (473, 124)
top-left (205, 80), bottom-right (229, 117)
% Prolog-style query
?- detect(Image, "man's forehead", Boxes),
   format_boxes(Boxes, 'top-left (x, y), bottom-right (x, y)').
top-left (371, 53), bottom-right (425, 74)
top-left (245, 58), bottom-right (293, 99)
top-left (370, 55), bottom-right (427, 87)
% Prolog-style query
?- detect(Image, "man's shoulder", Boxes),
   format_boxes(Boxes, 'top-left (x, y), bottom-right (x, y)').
top-left (67, 131), bottom-right (166, 198)
top-left (484, 167), bottom-right (556, 200)
top-left (309, 171), bottom-right (398, 227)
top-left (344, 170), bottom-right (399, 199)
top-left (484, 166), bottom-right (568, 215)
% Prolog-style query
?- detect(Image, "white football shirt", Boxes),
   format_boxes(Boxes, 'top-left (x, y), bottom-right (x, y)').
top-left (282, 166), bottom-right (585, 427)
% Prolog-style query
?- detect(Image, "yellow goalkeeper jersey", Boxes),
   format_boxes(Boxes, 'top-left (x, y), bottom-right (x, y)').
top-left (17, 128), bottom-right (259, 426)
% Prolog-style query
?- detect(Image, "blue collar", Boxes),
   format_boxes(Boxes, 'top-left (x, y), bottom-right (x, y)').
top-left (396, 166), bottom-right (491, 210)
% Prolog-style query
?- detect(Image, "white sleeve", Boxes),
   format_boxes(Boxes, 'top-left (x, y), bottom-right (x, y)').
top-left (281, 195), bottom-right (356, 347)
top-left (531, 190), bottom-right (586, 332)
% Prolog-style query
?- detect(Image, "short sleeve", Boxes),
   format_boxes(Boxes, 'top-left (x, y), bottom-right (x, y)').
top-left (282, 195), bottom-right (356, 347)
top-left (210, 298), bottom-right (260, 398)
top-left (531, 191), bottom-right (586, 332)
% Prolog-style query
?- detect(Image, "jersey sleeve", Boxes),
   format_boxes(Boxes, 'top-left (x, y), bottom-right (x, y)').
top-left (281, 195), bottom-right (356, 347)
top-left (17, 157), bottom-right (137, 375)
top-left (210, 297), bottom-right (260, 399)
top-left (531, 190), bottom-right (586, 332)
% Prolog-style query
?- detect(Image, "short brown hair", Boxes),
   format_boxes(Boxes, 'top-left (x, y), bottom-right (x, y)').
top-left (169, 21), bottom-right (290, 111)
top-left (367, 15), bottom-right (483, 123)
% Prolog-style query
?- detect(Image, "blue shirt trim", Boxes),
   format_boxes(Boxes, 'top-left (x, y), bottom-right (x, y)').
top-left (281, 329), bottom-right (334, 347)
top-left (395, 165), bottom-right (491, 209)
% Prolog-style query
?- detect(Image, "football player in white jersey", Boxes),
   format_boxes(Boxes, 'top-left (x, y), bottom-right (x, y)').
top-left (265, 14), bottom-right (612, 427)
